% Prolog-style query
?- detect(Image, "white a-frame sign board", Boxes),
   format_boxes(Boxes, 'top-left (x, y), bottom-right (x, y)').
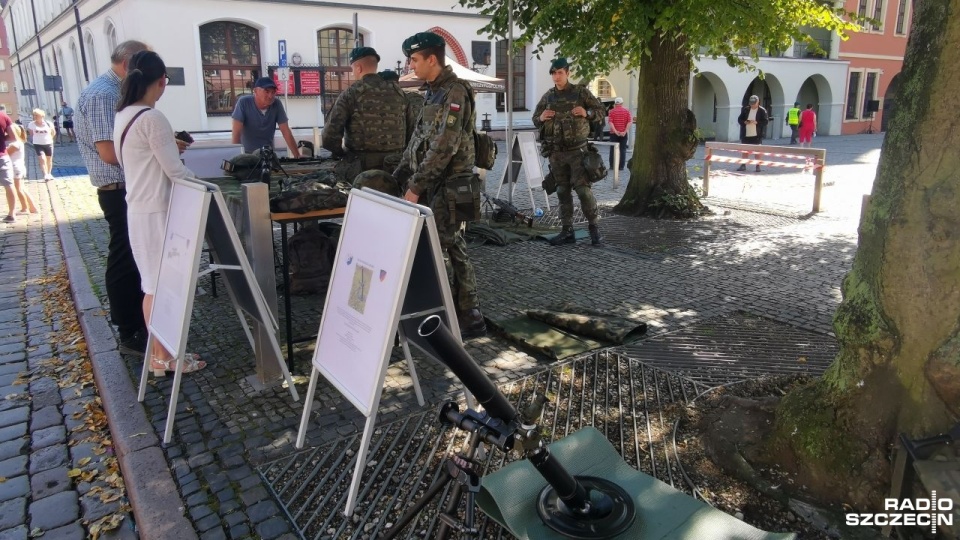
top-left (295, 188), bottom-right (465, 517)
top-left (139, 177), bottom-right (299, 444)
top-left (494, 131), bottom-right (552, 212)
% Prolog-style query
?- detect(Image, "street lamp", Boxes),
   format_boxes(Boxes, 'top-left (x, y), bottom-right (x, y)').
top-left (395, 60), bottom-right (402, 75)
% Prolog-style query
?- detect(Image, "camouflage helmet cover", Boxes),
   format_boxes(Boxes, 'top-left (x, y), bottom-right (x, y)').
top-left (353, 169), bottom-right (401, 197)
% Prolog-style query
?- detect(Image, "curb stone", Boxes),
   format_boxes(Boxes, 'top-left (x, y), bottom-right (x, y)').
top-left (46, 182), bottom-right (198, 539)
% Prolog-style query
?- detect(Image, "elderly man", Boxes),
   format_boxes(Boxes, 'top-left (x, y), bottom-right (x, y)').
top-left (736, 94), bottom-right (768, 172)
top-left (607, 97), bottom-right (632, 170)
top-left (75, 40), bottom-right (151, 356)
top-left (322, 47), bottom-right (413, 172)
top-left (231, 77), bottom-right (300, 157)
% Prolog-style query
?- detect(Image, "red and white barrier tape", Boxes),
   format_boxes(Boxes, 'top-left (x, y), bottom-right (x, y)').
top-left (708, 155), bottom-right (823, 169)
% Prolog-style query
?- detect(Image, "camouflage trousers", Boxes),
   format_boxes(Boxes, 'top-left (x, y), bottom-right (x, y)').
top-left (429, 183), bottom-right (479, 312)
top-left (548, 148), bottom-right (599, 230)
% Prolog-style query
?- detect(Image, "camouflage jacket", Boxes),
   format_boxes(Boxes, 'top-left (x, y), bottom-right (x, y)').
top-left (532, 83), bottom-right (606, 151)
top-left (396, 65), bottom-right (476, 197)
top-left (321, 73), bottom-right (414, 155)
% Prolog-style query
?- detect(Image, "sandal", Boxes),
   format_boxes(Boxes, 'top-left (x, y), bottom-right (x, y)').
top-left (150, 353), bottom-right (206, 376)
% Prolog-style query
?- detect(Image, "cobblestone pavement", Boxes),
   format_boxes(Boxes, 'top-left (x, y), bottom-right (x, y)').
top-left (0, 144), bottom-right (137, 540)
top-left (14, 133), bottom-right (882, 538)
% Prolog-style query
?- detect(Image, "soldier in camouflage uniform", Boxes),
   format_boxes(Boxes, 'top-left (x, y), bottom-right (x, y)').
top-left (393, 32), bottom-right (486, 339)
top-left (533, 58), bottom-right (608, 246)
top-left (322, 47), bottom-right (415, 172)
top-left (379, 69), bottom-right (426, 125)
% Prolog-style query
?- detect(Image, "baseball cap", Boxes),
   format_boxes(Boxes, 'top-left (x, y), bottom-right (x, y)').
top-left (614, 97), bottom-right (624, 104)
top-left (254, 77), bottom-right (278, 90)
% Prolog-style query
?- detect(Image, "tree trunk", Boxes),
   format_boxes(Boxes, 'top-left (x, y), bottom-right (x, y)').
top-left (613, 33), bottom-right (698, 217)
top-left (767, 0), bottom-right (960, 509)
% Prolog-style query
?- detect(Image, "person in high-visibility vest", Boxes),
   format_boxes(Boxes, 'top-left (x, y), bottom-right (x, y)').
top-left (786, 101), bottom-right (801, 145)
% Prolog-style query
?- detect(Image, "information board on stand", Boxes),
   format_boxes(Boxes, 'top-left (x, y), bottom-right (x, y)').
top-left (139, 178), bottom-right (299, 444)
top-left (494, 131), bottom-right (551, 211)
top-left (295, 188), bottom-right (464, 517)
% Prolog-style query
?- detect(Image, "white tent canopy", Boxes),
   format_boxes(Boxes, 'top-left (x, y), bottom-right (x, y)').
top-left (399, 56), bottom-right (505, 93)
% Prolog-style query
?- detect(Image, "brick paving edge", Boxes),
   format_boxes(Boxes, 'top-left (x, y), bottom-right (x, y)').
top-left (46, 182), bottom-right (198, 540)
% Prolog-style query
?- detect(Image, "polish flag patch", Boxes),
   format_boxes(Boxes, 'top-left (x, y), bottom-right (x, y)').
top-left (450, 103), bottom-right (461, 112)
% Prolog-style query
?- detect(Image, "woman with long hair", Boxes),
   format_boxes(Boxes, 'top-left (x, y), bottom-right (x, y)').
top-left (114, 50), bottom-right (205, 375)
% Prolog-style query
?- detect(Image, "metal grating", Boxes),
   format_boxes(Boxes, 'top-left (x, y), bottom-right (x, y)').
top-left (258, 351), bottom-right (705, 540)
top-left (616, 311), bottom-right (838, 386)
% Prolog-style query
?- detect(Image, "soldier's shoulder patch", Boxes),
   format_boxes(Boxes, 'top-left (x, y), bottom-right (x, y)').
top-left (446, 115), bottom-right (457, 126)
top-left (450, 103), bottom-right (461, 112)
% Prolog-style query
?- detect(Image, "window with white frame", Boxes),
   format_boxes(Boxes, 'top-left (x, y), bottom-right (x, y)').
top-left (0, 82), bottom-right (8, 93)
top-left (857, 0), bottom-right (887, 32)
top-left (862, 72), bottom-right (879, 118)
top-left (895, 0), bottom-right (911, 35)
top-left (105, 22), bottom-right (118, 53)
top-left (845, 69), bottom-right (882, 121)
top-left (845, 70), bottom-right (863, 120)
top-left (85, 32), bottom-right (97, 75)
top-left (871, 0), bottom-right (884, 31)
top-left (0, 59), bottom-right (6, 71)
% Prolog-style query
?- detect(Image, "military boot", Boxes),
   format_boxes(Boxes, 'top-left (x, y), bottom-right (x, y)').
top-left (588, 223), bottom-right (605, 246)
top-left (549, 229), bottom-right (576, 246)
top-left (459, 308), bottom-right (487, 340)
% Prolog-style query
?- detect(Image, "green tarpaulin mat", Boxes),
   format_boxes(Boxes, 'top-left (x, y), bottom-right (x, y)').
top-left (488, 316), bottom-right (604, 361)
top-left (477, 427), bottom-right (797, 540)
top-left (489, 304), bottom-right (647, 360)
top-left (536, 229), bottom-right (591, 242)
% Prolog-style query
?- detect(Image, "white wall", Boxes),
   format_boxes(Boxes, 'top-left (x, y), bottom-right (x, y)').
top-left (3, 0), bottom-right (556, 140)
top-left (690, 57), bottom-right (849, 141)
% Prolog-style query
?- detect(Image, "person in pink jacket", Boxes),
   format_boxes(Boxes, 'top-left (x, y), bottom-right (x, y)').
top-left (798, 104), bottom-right (817, 148)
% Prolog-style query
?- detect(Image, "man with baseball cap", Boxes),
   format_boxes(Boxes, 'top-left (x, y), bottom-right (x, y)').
top-left (322, 46), bottom-right (413, 172)
top-left (607, 96), bottom-right (632, 170)
top-left (231, 76), bottom-right (300, 157)
top-left (393, 31), bottom-right (487, 339)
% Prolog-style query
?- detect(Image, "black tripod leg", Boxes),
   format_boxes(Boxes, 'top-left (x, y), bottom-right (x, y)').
top-left (435, 482), bottom-right (465, 540)
top-left (382, 471), bottom-right (452, 540)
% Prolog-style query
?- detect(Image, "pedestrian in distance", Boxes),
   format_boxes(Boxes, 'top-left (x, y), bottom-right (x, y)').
top-left (61, 100), bottom-right (76, 142)
top-left (75, 39), bottom-right (151, 357)
top-left (798, 104), bottom-right (817, 148)
top-left (27, 108), bottom-right (56, 181)
top-left (607, 96), bottom-right (632, 170)
top-left (736, 95), bottom-right (768, 172)
top-left (532, 57), bottom-right (608, 246)
top-left (786, 101), bottom-right (801, 145)
top-left (7, 124), bottom-right (38, 217)
top-left (392, 31), bottom-right (487, 339)
top-left (0, 108), bottom-right (16, 224)
top-left (231, 77), bottom-right (300, 158)
top-left (114, 50), bottom-right (205, 375)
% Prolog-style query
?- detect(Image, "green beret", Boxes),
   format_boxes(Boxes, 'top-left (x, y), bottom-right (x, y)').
top-left (402, 32), bottom-right (445, 57)
top-left (549, 57), bottom-right (570, 73)
top-left (378, 70), bottom-right (400, 81)
top-left (349, 46), bottom-right (380, 64)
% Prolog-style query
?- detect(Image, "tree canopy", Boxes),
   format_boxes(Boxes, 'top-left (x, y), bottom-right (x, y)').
top-left (461, 0), bottom-right (859, 80)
